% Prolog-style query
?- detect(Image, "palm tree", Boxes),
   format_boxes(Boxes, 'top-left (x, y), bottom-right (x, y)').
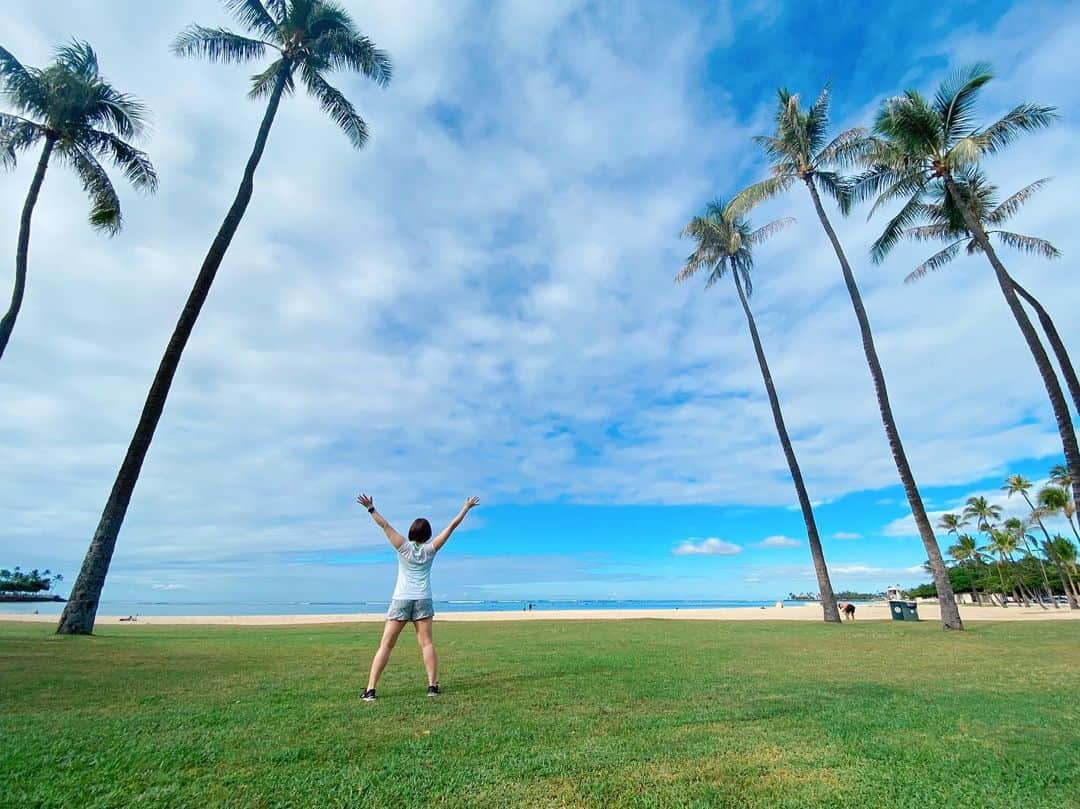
top-left (870, 165), bottom-right (1080, 420)
top-left (854, 65), bottom-right (1080, 516)
top-left (1037, 487), bottom-right (1080, 609)
top-left (963, 495), bottom-right (1003, 605)
top-left (0, 41), bottom-right (157, 360)
top-left (945, 533), bottom-right (981, 605)
top-left (1045, 535), bottom-right (1080, 607)
top-left (1047, 464), bottom-right (1080, 540)
top-left (1003, 474), bottom-right (1057, 606)
top-left (734, 87), bottom-right (963, 630)
top-left (677, 199), bottom-right (840, 624)
top-left (962, 495), bottom-right (1001, 537)
top-left (56, 1), bottom-right (392, 635)
top-left (1001, 517), bottom-right (1042, 607)
top-left (984, 527), bottom-right (1028, 605)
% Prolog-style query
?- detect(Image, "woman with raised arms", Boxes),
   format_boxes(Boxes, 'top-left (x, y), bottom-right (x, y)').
top-left (357, 493), bottom-right (480, 701)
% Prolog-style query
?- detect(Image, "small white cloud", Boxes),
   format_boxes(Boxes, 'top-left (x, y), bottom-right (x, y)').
top-left (832, 531), bottom-right (862, 540)
top-left (754, 535), bottom-right (801, 548)
top-left (152, 583), bottom-right (189, 591)
top-left (673, 538), bottom-right (742, 556)
top-left (831, 564), bottom-right (885, 576)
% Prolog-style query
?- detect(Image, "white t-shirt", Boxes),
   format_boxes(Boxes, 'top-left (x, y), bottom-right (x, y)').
top-left (392, 542), bottom-right (437, 600)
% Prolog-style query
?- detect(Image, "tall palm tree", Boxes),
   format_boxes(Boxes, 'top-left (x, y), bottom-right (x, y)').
top-left (676, 199), bottom-right (841, 624)
top-left (56, 0), bottom-right (392, 635)
top-left (963, 495), bottom-right (1003, 605)
top-left (734, 87), bottom-right (963, 630)
top-left (984, 527), bottom-right (1027, 605)
top-left (869, 165), bottom-right (1080, 420)
top-left (1001, 517), bottom-right (1042, 607)
top-left (1045, 535), bottom-right (1080, 606)
top-left (1037, 486), bottom-right (1080, 609)
top-left (1047, 464), bottom-right (1080, 540)
top-left (0, 41), bottom-right (157, 360)
top-left (946, 533), bottom-right (981, 605)
top-left (1003, 474), bottom-right (1057, 606)
top-left (854, 65), bottom-right (1080, 516)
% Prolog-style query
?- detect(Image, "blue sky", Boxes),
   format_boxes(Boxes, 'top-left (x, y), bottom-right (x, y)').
top-left (2, 0), bottom-right (1078, 603)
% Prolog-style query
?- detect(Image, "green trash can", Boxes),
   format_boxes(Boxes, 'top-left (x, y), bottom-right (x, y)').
top-left (889, 600), bottom-right (920, 621)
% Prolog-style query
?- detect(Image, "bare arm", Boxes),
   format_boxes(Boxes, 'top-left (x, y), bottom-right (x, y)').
top-left (357, 493), bottom-right (405, 549)
top-left (431, 496), bottom-right (480, 552)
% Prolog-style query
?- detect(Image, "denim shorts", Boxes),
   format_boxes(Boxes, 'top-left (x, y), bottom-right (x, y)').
top-left (387, 598), bottom-right (435, 622)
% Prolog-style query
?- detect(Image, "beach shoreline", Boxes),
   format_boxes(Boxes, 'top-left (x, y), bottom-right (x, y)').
top-left (3, 603), bottom-right (1077, 626)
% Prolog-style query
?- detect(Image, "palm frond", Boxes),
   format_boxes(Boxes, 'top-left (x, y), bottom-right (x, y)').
top-left (934, 62), bottom-right (992, 143)
top-left (805, 83), bottom-right (831, 155)
top-left (815, 126), bottom-right (869, 169)
top-left (870, 191), bottom-right (930, 263)
top-left (993, 230), bottom-right (1062, 260)
top-left (53, 40), bottom-right (99, 80)
top-left (86, 83), bottom-right (151, 140)
top-left (264, 0), bottom-right (287, 22)
top-left (85, 130), bottom-right (158, 193)
top-left (985, 177), bottom-right (1050, 225)
top-left (224, 0), bottom-right (281, 39)
top-left (974, 102), bottom-right (1058, 156)
top-left (875, 91), bottom-right (943, 155)
top-left (171, 26), bottom-right (271, 63)
top-left (904, 239), bottom-right (966, 283)
top-left (729, 175), bottom-right (794, 214)
top-left (248, 58), bottom-right (293, 99)
top-left (0, 113), bottom-right (44, 169)
top-left (59, 144), bottom-right (122, 235)
top-left (306, 1), bottom-right (355, 39)
top-left (300, 65), bottom-right (368, 149)
top-left (746, 217), bottom-right (794, 245)
top-left (0, 45), bottom-right (49, 118)
top-left (902, 222), bottom-right (952, 242)
top-left (813, 171), bottom-right (852, 214)
top-left (310, 30), bottom-right (393, 87)
top-left (864, 171), bottom-right (928, 220)
top-left (751, 134), bottom-right (795, 165)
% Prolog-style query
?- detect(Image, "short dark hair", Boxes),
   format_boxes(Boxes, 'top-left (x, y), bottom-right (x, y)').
top-left (409, 518), bottom-right (432, 544)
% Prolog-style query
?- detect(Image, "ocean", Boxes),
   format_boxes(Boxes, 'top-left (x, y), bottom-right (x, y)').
top-left (2, 599), bottom-right (810, 616)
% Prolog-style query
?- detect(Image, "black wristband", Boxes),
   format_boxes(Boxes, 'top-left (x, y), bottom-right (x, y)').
top-left (367, 506), bottom-right (375, 513)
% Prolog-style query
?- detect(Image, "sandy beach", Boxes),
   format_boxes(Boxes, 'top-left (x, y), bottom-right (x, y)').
top-left (3, 602), bottom-right (1078, 626)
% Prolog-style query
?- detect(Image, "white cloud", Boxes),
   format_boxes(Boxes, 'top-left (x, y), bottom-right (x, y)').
top-left (673, 538), bottom-right (743, 556)
top-left (754, 535), bottom-right (802, 548)
top-left (832, 532), bottom-right (862, 540)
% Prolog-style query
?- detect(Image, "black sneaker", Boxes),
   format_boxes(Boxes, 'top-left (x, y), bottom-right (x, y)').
top-left (426, 684), bottom-right (440, 697)
top-left (362, 688), bottom-right (377, 702)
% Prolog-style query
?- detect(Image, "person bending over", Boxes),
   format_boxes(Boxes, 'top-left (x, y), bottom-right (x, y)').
top-left (357, 493), bottom-right (479, 702)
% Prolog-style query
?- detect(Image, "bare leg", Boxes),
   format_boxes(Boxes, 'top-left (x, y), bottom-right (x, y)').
top-left (415, 617), bottom-right (438, 686)
top-left (366, 620), bottom-right (407, 690)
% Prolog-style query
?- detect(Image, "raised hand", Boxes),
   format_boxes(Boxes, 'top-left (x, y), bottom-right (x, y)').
top-left (357, 493), bottom-right (374, 510)
top-left (464, 496), bottom-right (480, 510)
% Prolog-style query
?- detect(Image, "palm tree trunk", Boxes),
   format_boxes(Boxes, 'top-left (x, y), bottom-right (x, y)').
top-left (945, 177), bottom-right (1080, 523)
top-left (1012, 279), bottom-right (1080, 417)
top-left (805, 179), bottom-right (962, 629)
top-left (730, 261), bottom-right (840, 623)
top-left (1020, 491), bottom-right (1058, 608)
top-left (56, 66), bottom-right (293, 635)
top-left (0, 134), bottom-right (56, 362)
top-left (994, 557), bottom-right (1008, 607)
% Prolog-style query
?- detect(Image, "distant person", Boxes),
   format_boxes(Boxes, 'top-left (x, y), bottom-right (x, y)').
top-left (357, 493), bottom-right (479, 702)
top-left (843, 602), bottom-right (856, 621)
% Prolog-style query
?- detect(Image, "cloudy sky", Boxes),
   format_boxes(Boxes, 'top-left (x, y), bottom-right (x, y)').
top-left (2, 0), bottom-right (1078, 605)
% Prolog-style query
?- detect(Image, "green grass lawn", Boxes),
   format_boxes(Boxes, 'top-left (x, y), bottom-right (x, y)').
top-left (1, 619), bottom-right (1077, 808)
